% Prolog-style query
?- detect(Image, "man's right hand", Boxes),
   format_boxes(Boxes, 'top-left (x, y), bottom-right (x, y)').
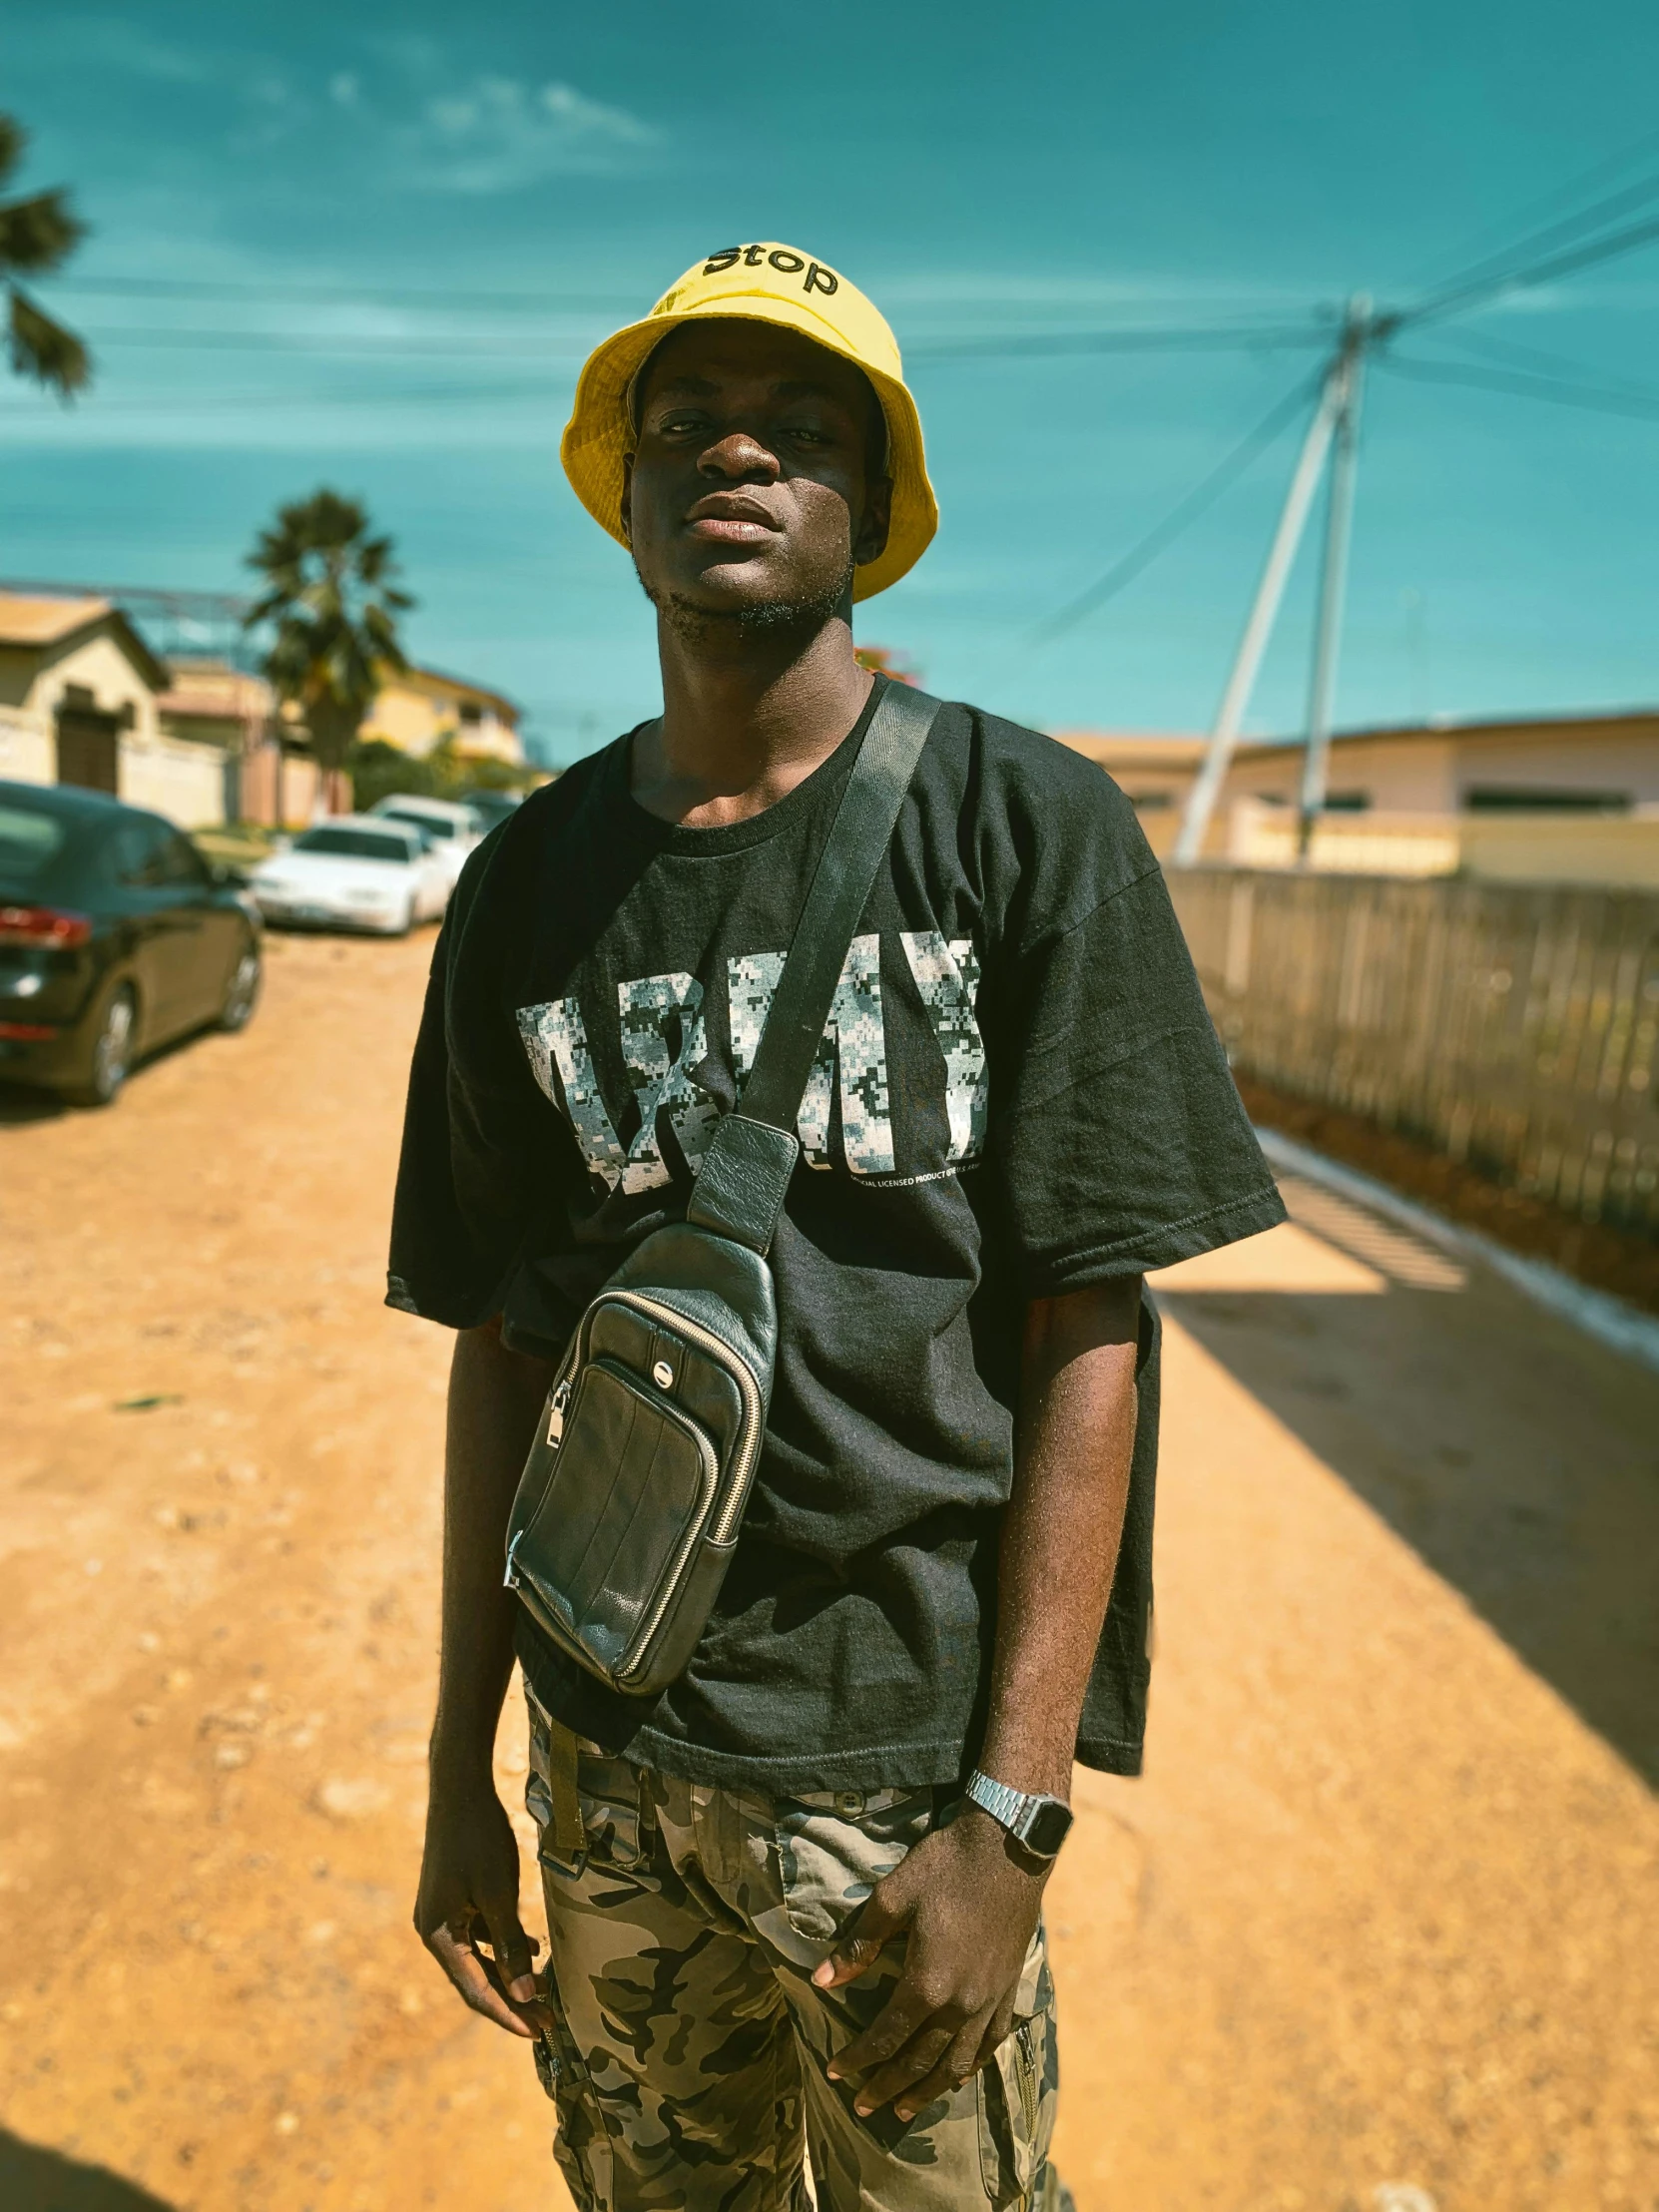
top-left (414, 1775), bottom-right (548, 2039)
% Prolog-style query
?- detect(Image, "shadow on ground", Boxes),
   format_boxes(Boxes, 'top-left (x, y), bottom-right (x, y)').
top-left (0, 1081), bottom-right (66, 1126)
top-left (1161, 1273), bottom-right (1659, 1787)
top-left (0, 2130), bottom-right (176, 2211)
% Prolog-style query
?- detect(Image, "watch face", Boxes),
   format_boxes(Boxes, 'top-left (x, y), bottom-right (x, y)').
top-left (1021, 1799), bottom-right (1073, 1858)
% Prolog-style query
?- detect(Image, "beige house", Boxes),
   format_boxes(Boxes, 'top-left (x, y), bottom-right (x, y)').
top-left (1058, 711), bottom-right (1659, 886)
top-left (157, 658), bottom-right (346, 827)
top-left (360, 662), bottom-right (523, 768)
top-left (0, 592), bottom-right (231, 828)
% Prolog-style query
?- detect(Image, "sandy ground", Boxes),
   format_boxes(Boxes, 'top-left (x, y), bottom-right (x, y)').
top-left (1, 928), bottom-right (1655, 2212)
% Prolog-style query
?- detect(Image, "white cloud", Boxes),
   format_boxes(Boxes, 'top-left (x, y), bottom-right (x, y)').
top-left (396, 75), bottom-right (659, 194)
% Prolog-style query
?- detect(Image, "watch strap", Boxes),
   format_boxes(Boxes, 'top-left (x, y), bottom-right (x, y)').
top-left (964, 1769), bottom-right (1072, 1858)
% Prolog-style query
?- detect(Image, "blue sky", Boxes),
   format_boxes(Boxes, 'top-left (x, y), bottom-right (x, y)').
top-left (5, 0), bottom-right (1659, 763)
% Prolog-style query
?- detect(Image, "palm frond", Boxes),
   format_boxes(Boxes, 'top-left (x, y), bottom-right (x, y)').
top-left (0, 188), bottom-right (87, 277)
top-left (244, 486), bottom-right (412, 744)
top-left (8, 285), bottom-right (91, 398)
top-left (0, 117), bottom-right (26, 196)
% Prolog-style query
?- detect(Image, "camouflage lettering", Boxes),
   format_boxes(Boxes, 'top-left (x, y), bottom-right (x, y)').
top-left (616, 972), bottom-right (720, 1193)
top-left (517, 999), bottom-right (627, 1190)
top-left (728, 937), bottom-right (893, 1176)
top-left (900, 932), bottom-right (987, 1163)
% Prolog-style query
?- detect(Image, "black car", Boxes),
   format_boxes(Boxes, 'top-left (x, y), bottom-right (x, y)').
top-left (0, 779), bottom-right (262, 1107)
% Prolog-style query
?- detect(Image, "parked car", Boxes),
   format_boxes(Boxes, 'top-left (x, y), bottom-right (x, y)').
top-left (248, 817), bottom-right (448, 935)
top-left (0, 779), bottom-right (262, 1107)
top-left (366, 794), bottom-right (482, 889)
top-left (457, 787), bottom-right (523, 833)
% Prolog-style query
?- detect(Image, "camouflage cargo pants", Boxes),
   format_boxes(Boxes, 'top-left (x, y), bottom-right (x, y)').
top-left (525, 1693), bottom-right (1063, 2212)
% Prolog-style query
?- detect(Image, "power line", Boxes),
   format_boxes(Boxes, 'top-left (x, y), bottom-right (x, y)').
top-left (1396, 165), bottom-right (1659, 312)
top-left (67, 318), bottom-right (1331, 365)
top-left (1432, 321), bottom-right (1659, 407)
top-left (909, 322), bottom-right (1328, 362)
top-left (1380, 350), bottom-right (1659, 422)
top-left (76, 325), bottom-right (593, 361)
top-left (1403, 207), bottom-right (1659, 325)
top-left (1397, 124), bottom-right (1659, 291)
top-left (48, 274), bottom-right (640, 312)
top-left (1028, 370), bottom-right (1323, 643)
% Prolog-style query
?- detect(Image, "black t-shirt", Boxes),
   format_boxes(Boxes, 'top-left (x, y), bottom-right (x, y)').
top-left (387, 682), bottom-right (1285, 1793)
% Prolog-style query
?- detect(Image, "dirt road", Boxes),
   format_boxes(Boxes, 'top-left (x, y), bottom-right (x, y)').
top-left (2, 930), bottom-right (1655, 2211)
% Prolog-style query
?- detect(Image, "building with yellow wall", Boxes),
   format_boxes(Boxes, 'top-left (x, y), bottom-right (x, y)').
top-left (1057, 710), bottom-right (1659, 887)
top-left (359, 663), bottom-right (522, 768)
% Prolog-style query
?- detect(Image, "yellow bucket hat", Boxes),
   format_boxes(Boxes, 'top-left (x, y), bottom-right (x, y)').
top-left (560, 244), bottom-right (937, 602)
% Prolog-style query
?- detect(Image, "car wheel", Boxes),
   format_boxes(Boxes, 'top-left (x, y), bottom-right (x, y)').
top-left (219, 942), bottom-right (262, 1031)
top-left (67, 983), bottom-right (137, 1109)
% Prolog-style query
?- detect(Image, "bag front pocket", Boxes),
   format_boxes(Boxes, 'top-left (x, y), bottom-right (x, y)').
top-left (514, 1359), bottom-right (719, 1684)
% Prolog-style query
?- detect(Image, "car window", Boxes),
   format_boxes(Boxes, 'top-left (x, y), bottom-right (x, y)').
top-left (0, 804), bottom-right (67, 890)
top-left (292, 828), bottom-right (415, 862)
top-left (111, 819), bottom-right (175, 888)
top-left (383, 808), bottom-right (455, 839)
top-left (157, 831), bottom-right (211, 888)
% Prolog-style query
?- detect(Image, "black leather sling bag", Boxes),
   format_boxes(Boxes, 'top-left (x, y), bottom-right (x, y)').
top-left (504, 681), bottom-right (943, 1699)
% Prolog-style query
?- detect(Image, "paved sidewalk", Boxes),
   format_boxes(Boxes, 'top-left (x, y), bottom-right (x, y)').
top-left (1046, 1180), bottom-right (1659, 2208)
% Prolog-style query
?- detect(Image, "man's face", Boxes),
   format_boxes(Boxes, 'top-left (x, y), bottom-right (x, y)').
top-left (626, 319), bottom-right (891, 633)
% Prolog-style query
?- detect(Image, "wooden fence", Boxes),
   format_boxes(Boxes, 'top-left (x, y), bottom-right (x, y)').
top-left (1166, 866), bottom-right (1659, 1236)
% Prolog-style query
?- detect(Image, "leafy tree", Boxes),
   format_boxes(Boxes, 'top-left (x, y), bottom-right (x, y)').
top-left (0, 114), bottom-right (92, 398)
top-left (245, 488), bottom-right (413, 811)
top-left (346, 733), bottom-right (540, 815)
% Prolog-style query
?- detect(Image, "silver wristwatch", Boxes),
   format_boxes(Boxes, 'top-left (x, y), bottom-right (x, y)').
top-left (964, 1770), bottom-right (1074, 1861)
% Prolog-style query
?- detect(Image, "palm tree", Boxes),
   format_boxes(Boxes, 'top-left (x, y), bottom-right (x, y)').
top-left (0, 114), bottom-right (91, 398)
top-left (245, 489), bottom-right (413, 815)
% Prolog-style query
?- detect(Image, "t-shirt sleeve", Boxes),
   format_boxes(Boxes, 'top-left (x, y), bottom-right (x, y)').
top-left (986, 796), bottom-right (1285, 1295)
top-left (385, 862), bottom-right (566, 1329)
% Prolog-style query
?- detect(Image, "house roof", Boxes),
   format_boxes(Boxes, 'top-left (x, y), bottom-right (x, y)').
top-left (156, 657), bottom-right (274, 722)
top-left (1054, 733), bottom-right (1208, 772)
top-left (379, 661), bottom-right (520, 724)
top-left (0, 592), bottom-right (171, 690)
top-left (1054, 708), bottom-right (1659, 773)
top-left (1236, 707), bottom-right (1659, 754)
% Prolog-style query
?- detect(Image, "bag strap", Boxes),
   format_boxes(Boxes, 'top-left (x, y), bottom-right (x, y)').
top-left (686, 679), bottom-right (943, 1254)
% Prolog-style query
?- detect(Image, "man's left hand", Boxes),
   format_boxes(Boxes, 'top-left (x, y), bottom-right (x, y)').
top-left (813, 1805), bottom-right (1048, 2122)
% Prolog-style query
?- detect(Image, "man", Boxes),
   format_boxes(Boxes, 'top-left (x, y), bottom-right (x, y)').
top-left (392, 244), bottom-right (1284, 2210)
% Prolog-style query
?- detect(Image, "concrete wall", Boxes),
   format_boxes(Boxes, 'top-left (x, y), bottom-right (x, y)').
top-left (237, 743), bottom-right (351, 828)
top-left (118, 731), bottom-right (227, 829)
top-left (1451, 724), bottom-right (1659, 807)
top-left (1064, 717), bottom-right (1659, 833)
top-left (1228, 797), bottom-right (1659, 891)
top-left (0, 709), bottom-right (54, 787)
top-left (1226, 735), bottom-right (1460, 812)
top-left (0, 701), bottom-right (230, 830)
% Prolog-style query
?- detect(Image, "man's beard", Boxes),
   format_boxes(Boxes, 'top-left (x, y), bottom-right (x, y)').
top-left (639, 559), bottom-right (854, 647)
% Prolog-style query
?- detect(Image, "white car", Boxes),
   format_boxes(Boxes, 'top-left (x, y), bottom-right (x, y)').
top-left (367, 795), bottom-right (482, 891)
top-left (249, 817), bottom-right (448, 935)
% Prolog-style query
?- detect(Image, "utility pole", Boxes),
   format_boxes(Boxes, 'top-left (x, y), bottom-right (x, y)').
top-left (1172, 296), bottom-right (1376, 868)
top-left (1297, 296), bottom-right (1371, 854)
